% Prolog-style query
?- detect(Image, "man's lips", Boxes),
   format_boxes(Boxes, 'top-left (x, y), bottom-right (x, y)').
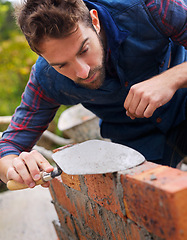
top-left (83, 72), bottom-right (97, 83)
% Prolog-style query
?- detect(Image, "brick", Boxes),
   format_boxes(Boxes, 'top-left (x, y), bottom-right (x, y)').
top-left (125, 220), bottom-right (144, 240)
top-left (50, 161), bottom-right (187, 240)
top-left (119, 161), bottom-right (159, 176)
top-left (53, 219), bottom-right (78, 240)
top-left (84, 173), bottom-right (125, 218)
top-left (61, 172), bottom-right (81, 191)
top-left (66, 189), bottom-right (108, 238)
top-left (50, 178), bottom-right (109, 238)
top-left (53, 203), bottom-right (76, 235)
top-left (101, 207), bottom-right (160, 240)
top-left (120, 162), bottom-right (187, 240)
top-left (101, 207), bottom-right (127, 240)
top-left (49, 177), bottom-right (78, 217)
top-left (73, 218), bottom-right (104, 240)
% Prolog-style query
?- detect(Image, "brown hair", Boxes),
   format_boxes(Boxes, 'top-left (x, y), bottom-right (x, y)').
top-left (15, 0), bottom-right (92, 54)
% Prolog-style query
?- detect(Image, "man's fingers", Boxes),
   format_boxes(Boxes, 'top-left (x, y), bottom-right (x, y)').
top-left (124, 84), bottom-right (163, 119)
top-left (11, 150), bottom-right (54, 188)
top-left (126, 111), bottom-right (136, 120)
top-left (19, 151), bottom-right (41, 181)
top-left (134, 98), bottom-right (149, 118)
top-left (41, 182), bottom-right (50, 188)
top-left (12, 156), bottom-right (36, 187)
top-left (143, 102), bottom-right (161, 118)
top-left (35, 154), bottom-right (54, 173)
top-left (21, 150), bottom-right (53, 178)
top-left (6, 166), bottom-right (24, 183)
top-left (124, 90), bottom-right (133, 111)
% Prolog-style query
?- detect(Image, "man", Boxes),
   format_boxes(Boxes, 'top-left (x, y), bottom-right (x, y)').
top-left (0, 0), bottom-right (187, 188)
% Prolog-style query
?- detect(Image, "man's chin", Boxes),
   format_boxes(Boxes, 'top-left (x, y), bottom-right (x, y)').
top-left (77, 72), bottom-right (105, 90)
top-left (78, 80), bottom-right (103, 90)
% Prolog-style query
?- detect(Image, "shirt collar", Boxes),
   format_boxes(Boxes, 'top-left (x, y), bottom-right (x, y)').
top-left (84, 0), bottom-right (129, 56)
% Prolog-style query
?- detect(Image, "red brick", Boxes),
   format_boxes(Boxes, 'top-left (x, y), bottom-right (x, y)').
top-left (120, 161), bottom-right (159, 176)
top-left (55, 206), bottom-right (75, 235)
top-left (120, 163), bottom-right (187, 240)
top-left (101, 207), bottom-right (127, 239)
top-left (51, 178), bottom-right (108, 238)
top-left (69, 191), bottom-right (108, 237)
top-left (49, 177), bottom-right (78, 217)
top-left (53, 219), bottom-right (78, 240)
top-left (84, 173), bottom-right (125, 218)
top-left (125, 220), bottom-right (142, 240)
top-left (73, 219), bottom-right (103, 240)
top-left (61, 172), bottom-right (81, 191)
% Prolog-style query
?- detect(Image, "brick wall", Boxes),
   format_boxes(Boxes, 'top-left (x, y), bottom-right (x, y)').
top-left (49, 161), bottom-right (187, 240)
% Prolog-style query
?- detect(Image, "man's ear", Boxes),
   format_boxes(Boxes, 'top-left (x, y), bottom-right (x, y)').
top-left (90, 9), bottom-right (100, 34)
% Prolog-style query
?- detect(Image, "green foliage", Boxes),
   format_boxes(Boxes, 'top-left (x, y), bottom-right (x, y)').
top-left (0, 0), bottom-right (19, 41)
top-left (0, 36), bottom-right (38, 115)
top-left (0, 0), bottom-right (38, 115)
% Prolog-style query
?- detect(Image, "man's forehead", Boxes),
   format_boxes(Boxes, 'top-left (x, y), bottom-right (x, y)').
top-left (41, 23), bottom-right (92, 64)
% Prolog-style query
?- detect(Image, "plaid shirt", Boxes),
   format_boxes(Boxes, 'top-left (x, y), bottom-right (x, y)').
top-left (0, 0), bottom-right (187, 157)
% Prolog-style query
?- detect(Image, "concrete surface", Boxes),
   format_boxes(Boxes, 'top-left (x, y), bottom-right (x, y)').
top-left (0, 186), bottom-right (58, 240)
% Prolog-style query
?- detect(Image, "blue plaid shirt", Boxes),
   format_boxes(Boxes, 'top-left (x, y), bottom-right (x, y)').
top-left (0, 0), bottom-right (187, 158)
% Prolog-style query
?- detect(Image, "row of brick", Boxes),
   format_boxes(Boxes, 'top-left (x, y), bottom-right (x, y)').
top-left (49, 161), bottom-right (187, 239)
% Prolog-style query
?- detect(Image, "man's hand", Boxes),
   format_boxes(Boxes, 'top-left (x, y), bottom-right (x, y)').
top-left (124, 63), bottom-right (187, 119)
top-left (0, 150), bottom-right (54, 188)
top-left (124, 75), bottom-right (175, 119)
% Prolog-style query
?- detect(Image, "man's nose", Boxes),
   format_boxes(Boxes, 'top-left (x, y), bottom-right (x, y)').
top-left (75, 59), bottom-right (90, 79)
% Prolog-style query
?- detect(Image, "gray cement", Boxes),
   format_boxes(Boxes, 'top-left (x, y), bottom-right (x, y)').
top-left (0, 186), bottom-right (58, 240)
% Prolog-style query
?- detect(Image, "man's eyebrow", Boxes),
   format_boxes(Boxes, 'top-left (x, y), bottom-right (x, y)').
top-left (50, 38), bottom-right (89, 67)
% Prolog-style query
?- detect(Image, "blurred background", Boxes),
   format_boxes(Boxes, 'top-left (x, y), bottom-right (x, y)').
top-left (0, 0), bottom-right (37, 116)
top-left (0, 0), bottom-right (68, 136)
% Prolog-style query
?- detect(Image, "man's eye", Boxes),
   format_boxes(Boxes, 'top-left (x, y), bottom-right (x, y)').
top-left (80, 48), bottom-right (88, 55)
top-left (58, 64), bottom-right (66, 69)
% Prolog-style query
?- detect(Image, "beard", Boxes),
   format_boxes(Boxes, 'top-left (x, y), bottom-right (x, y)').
top-left (76, 64), bottom-right (105, 90)
top-left (75, 33), bottom-right (106, 90)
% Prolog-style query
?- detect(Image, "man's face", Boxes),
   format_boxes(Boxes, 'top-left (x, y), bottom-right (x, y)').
top-left (40, 22), bottom-right (105, 90)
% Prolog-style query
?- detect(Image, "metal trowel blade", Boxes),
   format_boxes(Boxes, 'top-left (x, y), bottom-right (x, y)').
top-left (52, 140), bottom-right (145, 175)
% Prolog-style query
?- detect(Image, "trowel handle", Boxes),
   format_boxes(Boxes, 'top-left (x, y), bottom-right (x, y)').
top-left (6, 167), bottom-right (62, 190)
top-left (7, 178), bottom-right (45, 191)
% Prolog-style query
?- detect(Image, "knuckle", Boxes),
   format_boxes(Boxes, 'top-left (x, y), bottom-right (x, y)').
top-left (19, 151), bottom-right (28, 158)
top-left (30, 149), bottom-right (38, 156)
top-left (131, 85), bottom-right (136, 92)
top-left (19, 152), bottom-right (30, 162)
top-left (25, 179), bottom-right (33, 186)
top-left (150, 99), bottom-right (158, 106)
top-left (144, 110), bottom-right (153, 118)
top-left (143, 94), bottom-right (150, 102)
top-left (14, 161), bottom-right (24, 171)
top-left (135, 109), bottom-right (142, 117)
top-left (128, 107), bottom-right (135, 115)
top-left (7, 167), bottom-right (15, 179)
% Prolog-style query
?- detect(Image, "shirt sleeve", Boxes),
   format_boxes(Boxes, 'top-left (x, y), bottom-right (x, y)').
top-left (146, 0), bottom-right (187, 49)
top-left (0, 64), bottom-right (60, 158)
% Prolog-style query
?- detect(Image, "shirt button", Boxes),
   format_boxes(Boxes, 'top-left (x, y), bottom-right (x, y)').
top-left (156, 117), bottom-right (162, 123)
top-left (160, 61), bottom-right (165, 68)
top-left (124, 81), bottom-right (128, 87)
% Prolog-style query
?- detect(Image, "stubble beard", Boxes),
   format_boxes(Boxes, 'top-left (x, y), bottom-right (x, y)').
top-left (76, 65), bottom-right (105, 90)
top-left (76, 34), bottom-right (106, 90)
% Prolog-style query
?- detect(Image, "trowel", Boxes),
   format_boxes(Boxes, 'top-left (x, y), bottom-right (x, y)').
top-left (7, 140), bottom-right (145, 190)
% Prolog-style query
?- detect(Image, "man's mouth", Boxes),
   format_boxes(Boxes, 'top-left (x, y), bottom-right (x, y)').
top-left (82, 72), bottom-right (97, 83)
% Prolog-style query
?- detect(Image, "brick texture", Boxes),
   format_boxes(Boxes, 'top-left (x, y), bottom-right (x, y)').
top-left (49, 161), bottom-right (187, 240)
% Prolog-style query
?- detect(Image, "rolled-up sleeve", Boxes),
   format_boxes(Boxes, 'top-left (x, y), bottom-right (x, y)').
top-left (146, 0), bottom-right (187, 48)
top-left (0, 65), bottom-right (60, 158)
